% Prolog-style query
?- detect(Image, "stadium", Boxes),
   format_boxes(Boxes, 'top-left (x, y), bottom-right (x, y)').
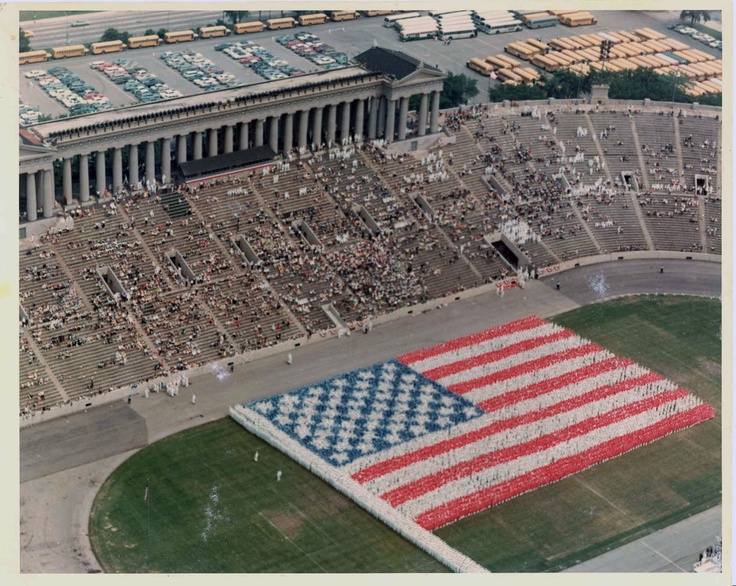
top-left (17, 7), bottom-right (725, 576)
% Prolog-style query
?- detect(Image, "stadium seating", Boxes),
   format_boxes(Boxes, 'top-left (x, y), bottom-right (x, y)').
top-left (18, 102), bottom-right (722, 414)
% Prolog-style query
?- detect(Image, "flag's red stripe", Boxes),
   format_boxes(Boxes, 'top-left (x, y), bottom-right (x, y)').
top-left (450, 342), bottom-right (602, 395)
top-left (382, 388), bottom-right (689, 507)
top-left (422, 330), bottom-right (575, 380)
top-left (477, 357), bottom-right (636, 412)
top-left (415, 403), bottom-right (715, 530)
top-left (353, 369), bottom-right (659, 485)
top-left (397, 315), bottom-right (545, 365)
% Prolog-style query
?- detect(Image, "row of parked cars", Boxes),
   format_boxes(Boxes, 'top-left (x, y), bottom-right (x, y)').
top-left (90, 59), bottom-right (183, 103)
top-left (215, 40), bottom-right (306, 81)
top-left (275, 32), bottom-right (350, 70)
top-left (669, 23), bottom-right (722, 50)
top-left (19, 100), bottom-right (41, 126)
top-left (160, 50), bottom-right (241, 92)
top-left (25, 67), bottom-right (111, 116)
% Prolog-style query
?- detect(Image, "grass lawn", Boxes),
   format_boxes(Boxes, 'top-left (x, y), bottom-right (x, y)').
top-left (89, 295), bottom-right (721, 573)
top-left (689, 22), bottom-right (722, 40)
top-left (20, 11), bottom-right (101, 22)
top-left (435, 296), bottom-right (721, 571)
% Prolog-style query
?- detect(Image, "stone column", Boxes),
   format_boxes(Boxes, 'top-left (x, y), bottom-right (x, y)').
top-left (368, 97), bottom-right (379, 139)
top-left (354, 99), bottom-right (365, 141)
top-left (208, 128), bottom-right (218, 157)
top-left (239, 121), bottom-right (249, 150)
top-left (36, 172), bottom-right (44, 207)
top-left (312, 107), bottom-right (323, 147)
top-left (26, 172), bottom-right (37, 222)
top-left (161, 137), bottom-right (172, 184)
top-left (193, 131), bottom-right (203, 160)
top-left (429, 90), bottom-right (441, 134)
top-left (283, 112), bottom-right (294, 154)
top-left (177, 135), bottom-right (187, 164)
top-left (385, 99), bottom-right (396, 142)
top-left (398, 97), bottom-right (409, 141)
top-left (255, 119), bottom-right (264, 147)
top-left (326, 104), bottom-right (337, 145)
top-left (79, 154), bottom-right (89, 203)
top-left (298, 110), bottom-right (309, 151)
top-left (63, 158), bottom-right (73, 206)
top-left (340, 101), bottom-right (351, 143)
top-left (377, 96), bottom-right (387, 138)
top-left (96, 150), bottom-right (106, 196)
top-left (269, 115), bottom-right (279, 152)
top-left (146, 140), bottom-right (156, 184)
top-left (113, 147), bottom-right (123, 194)
top-left (43, 167), bottom-right (54, 218)
top-left (129, 144), bottom-right (139, 185)
top-left (224, 125), bottom-right (234, 154)
top-left (418, 93), bottom-right (429, 137)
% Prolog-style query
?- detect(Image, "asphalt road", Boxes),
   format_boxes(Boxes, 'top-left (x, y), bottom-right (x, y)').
top-left (18, 259), bottom-right (722, 574)
top-left (19, 10), bottom-right (723, 120)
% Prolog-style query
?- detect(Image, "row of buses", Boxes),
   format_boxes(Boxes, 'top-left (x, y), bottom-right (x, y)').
top-left (20, 10), bottom-right (384, 65)
top-left (467, 55), bottom-right (541, 85)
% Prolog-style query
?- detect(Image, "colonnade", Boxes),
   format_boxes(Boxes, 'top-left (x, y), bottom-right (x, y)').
top-left (20, 87), bottom-right (442, 221)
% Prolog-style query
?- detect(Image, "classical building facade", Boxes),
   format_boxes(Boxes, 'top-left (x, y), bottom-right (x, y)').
top-left (19, 47), bottom-right (445, 224)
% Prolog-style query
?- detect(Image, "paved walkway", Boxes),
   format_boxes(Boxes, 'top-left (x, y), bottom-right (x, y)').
top-left (18, 259), bottom-right (722, 573)
top-left (564, 505), bottom-right (722, 573)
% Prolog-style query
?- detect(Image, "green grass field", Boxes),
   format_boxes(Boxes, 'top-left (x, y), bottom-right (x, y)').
top-left (89, 295), bottom-right (721, 573)
top-left (20, 11), bottom-right (101, 22)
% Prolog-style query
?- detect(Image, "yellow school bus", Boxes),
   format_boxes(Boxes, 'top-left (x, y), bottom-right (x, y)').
top-left (267, 17), bottom-right (297, 30)
top-left (51, 45), bottom-right (89, 59)
top-left (20, 50), bottom-right (50, 64)
top-left (298, 13), bottom-right (328, 26)
top-left (467, 57), bottom-right (494, 76)
top-left (128, 35), bottom-right (162, 49)
top-left (164, 30), bottom-right (198, 43)
top-left (90, 40), bottom-right (125, 55)
top-left (200, 25), bottom-right (231, 39)
top-left (234, 21), bottom-right (265, 34)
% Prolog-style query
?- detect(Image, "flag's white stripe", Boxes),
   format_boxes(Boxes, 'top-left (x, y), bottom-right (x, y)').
top-left (346, 366), bottom-right (666, 478)
top-left (410, 323), bottom-right (565, 373)
top-left (394, 395), bottom-right (701, 519)
top-left (494, 364), bottom-right (666, 419)
top-left (463, 351), bottom-right (614, 404)
top-left (435, 335), bottom-right (589, 387)
top-left (362, 381), bottom-right (679, 495)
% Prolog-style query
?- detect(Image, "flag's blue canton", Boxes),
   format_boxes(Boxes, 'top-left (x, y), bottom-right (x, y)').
top-left (247, 359), bottom-right (485, 466)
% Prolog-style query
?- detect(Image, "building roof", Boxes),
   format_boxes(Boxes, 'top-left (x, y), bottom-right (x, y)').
top-left (31, 66), bottom-right (373, 139)
top-left (354, 47), bottom-right (442, 80)
top-left (178, 146), bottom-right (276, 179)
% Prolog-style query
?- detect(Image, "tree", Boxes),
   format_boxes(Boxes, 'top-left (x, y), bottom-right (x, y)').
top-left (440, 73), bottom-right (479, 109)
top-left (223, 10), bottom-right (249, 24)
top-left (547, 69), bottom-right (591, 99)
top-left (156, 28), bottom-right (168, 38)
top-left (144, 29), bottom-right (156, 36)
top-left (679, 10), bottom-right (711, 26)
top-left (488, 82), bottom-right (547, 103)
top-left (19, 28), bottom-right (31, 52)
top-left (100, 28), bottom-right (129, 43)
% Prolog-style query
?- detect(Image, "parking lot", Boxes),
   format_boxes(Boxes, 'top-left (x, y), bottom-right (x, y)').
top-left (19, 10), bottom-right (722, 121)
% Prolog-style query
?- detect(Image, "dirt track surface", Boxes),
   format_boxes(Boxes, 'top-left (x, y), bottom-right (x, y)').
top-left (18, 259), bottom-right (722, 573)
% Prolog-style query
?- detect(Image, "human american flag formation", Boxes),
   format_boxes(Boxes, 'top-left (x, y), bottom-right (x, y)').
top-left (233, 315), bottom-right (714, 531)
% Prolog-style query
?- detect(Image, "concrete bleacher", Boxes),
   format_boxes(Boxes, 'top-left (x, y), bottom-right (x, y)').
top-left (18, 101), bottom-right (722, 415)
top-left (634, 113), bottom-right (680, 190)
top-left (588, 112), bottom-right (644, 189)
top-left (704, 197), bottom-right (721, 255)
top-left (637, 194), bottom-right (702, 252)
top-left (678, 116), bottom-right (720, 195)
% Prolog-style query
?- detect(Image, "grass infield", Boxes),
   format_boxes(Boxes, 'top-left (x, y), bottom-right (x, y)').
top-left (89, 295), bottom-right (721, 572)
